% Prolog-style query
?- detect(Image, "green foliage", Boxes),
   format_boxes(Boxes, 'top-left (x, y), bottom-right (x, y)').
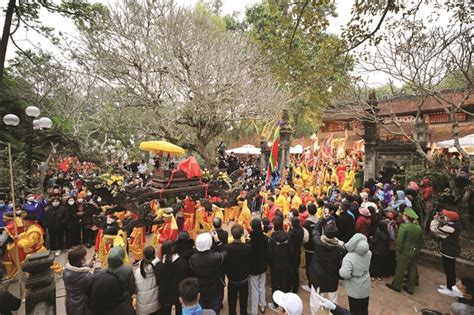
top-left (245, 1), bottom-right (352, 133)
top-left (436, 68), bottom-right (474, 91)
top-left (0, 148), bottom-right (28, 198)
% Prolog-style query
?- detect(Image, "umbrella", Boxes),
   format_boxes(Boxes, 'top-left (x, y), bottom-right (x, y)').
top-left (436, 134), bottom-right (474, 148)
top-left (290, 144), bottom-right (304, 154)
top-left (139, 141), bottom-right (185, 155)
top-left (226, 144), bottom-right (261, 155)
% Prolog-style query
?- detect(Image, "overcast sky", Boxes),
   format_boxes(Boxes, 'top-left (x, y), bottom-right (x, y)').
top-left (0, 0), bottom-right (414, 87)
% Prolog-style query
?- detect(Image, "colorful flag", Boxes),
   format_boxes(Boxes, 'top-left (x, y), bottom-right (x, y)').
top-left (269, 126), bottom-right (280, 171)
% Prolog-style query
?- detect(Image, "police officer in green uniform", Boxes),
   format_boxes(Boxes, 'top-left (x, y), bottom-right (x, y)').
top-left (386, 208), bottom-right (423, 294)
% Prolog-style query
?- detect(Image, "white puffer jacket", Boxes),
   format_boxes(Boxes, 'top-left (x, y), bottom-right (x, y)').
top-left (134, 264), bottom-right (160, 314)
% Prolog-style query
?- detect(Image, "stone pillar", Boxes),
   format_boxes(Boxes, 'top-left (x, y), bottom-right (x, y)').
top-left (279, 109), bottom-right (293, 173)
top-left (363, 91), bottom-right (379, 182)
top-left (260, 137), bottom-right (270, 172)
top-left (23, 251), bottom-right (56, 315)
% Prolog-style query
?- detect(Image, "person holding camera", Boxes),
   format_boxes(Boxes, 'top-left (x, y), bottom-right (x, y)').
top-left (63, 246), bottom-right (96, 315)
top-left (430, 209), bottom-right (462, 297)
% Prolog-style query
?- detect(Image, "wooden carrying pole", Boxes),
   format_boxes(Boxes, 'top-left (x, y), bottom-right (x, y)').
top-left (7, 142), bottom-right (24, 297)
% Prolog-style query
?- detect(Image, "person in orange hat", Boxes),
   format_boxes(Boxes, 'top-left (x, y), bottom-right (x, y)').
top-left (431, 209), bottom-right (462, 297)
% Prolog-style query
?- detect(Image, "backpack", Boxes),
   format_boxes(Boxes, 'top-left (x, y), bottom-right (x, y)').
top-left (87, 270), bottom-right (125, 312)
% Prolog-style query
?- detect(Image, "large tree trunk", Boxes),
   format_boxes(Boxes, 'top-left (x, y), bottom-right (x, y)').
top-left (0, 0), bottom-right (16, 81)
top-left (196, 141), bottom-right (215, 168)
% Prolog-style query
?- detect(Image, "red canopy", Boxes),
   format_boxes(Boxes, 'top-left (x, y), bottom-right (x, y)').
top-left (176, 156), bottom-right (202, 178)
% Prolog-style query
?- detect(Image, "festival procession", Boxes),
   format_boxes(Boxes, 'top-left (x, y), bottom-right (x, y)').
top-left (0, 1), bottom-right (473, 315)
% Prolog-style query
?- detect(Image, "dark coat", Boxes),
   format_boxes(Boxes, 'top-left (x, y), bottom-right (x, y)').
top-left (288, 227), bottom-right (304, 267)
top-left (303, 216), bottom-right (318, 253)
top-left (336, 212), bottom-right (355, 243)
top-left (189, 250), bottom-right (225, 299)
top-left (268, 230), bottom-right (290, 271)
top-left (87, 270), bottom-right (134, 315)
top-left (0, 284), bottom-right (21, 315)
top-left (65, 204), bottom-right (80, 227)
top-left (310, 220), bottom-right (346, 293)
top-left (43, 204), bottom-right (68, 229)
top-left (156, 255), bottom-right (189, 306)
top-left (431, 219), bottom-right (462, 258)
top-left (248, 230), bottom-right (268, 275)
top-left (63, 264), bottom-right (93, 315)
top-left (211, 229), bottom-right (228, 251)
top-left (224, 241), bottom-right (252, 283)
top-left (369, 220), bottom-right (390, 256)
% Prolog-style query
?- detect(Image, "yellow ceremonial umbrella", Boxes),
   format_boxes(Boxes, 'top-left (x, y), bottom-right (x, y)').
top-left (139, 140), bottom-right (185, 156)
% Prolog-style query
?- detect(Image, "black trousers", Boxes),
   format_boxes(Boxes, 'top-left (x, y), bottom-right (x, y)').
top-left (228, 282), bottom-right (248, 315)
top-left (82, 227), bottom-right (96, 246)
top-left (370, 254), bottom-right (389, 278)
top-left (66, 223), bottom-right (81, 248)
top-left (442, 255), bottom-right (456, 289)
top-left (304, 251), bottom-right (313, 287)
top-left (387, 250), bottom-right (396, 276)
top-left (158, 304), bottom-right (182, 315)
top-left (48, 227), bottom-right (65, 250)
top-left (271, 269), bottom-right (288, 307)
top-left (348, 296), bottom-right (369, 315)
top-left (289, 261), bottom-right (301, 293)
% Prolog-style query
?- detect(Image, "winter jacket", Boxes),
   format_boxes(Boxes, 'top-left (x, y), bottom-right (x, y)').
top-left (268, 230), bottom-right (290, 271)
top-left (134, 264), bottom-right (159, 314)
top-left (369, 220), bottom-right (390, 256)
top-left (107, 247), bottom-right (136, 301)
top-left (0, 284), bottom-right (21, 315)
top-left (288, 226), bottom-right (304, 267)
top-left (249, 230), bottom-right (268, 275)
top-left (355, 215), bottom-right (371, 238)
top-left (63, 263), bottom-right (93, 315)
top-left (303, 216), bottom-right (318, 253)
top-left (339, 233), bottom-right (372, 299)
top-left (211, 228), bottom-right (228, 251)
top-left (390, 190), bottom-right (407, 211)
top-left (66, 204), bottom-right (80, 228)
top-left (336, 212), bottom-right (355, 243)
top-left (430, 219), bottom-right (462, 258)
top-left (310, 220), bottom-right (346, 293)
top-left (421, 179), bottom-right (433, 201)
top-left (156, 254), bottom-right (190, 306)
top-left (87, 270), bottom-right (134, 315)
top-left (43, 204), bottom-right (68, 229)
top-left (189, 250), bottom-right (225, 299)
top-left (224, 241), bottom-right (252, 283)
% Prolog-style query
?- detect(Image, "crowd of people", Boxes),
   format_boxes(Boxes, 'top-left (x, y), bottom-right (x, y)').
top-left (0, 150), bottom-right (473, 315)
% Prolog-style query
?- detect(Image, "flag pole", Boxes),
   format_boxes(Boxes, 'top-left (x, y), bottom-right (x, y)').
top-left (7, 143), bottom-right (24, 298)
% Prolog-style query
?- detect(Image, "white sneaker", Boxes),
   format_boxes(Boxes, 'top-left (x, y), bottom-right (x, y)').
top-left (301, 284), bottom-right (311, 293)
top-left (267, 303), bottom-right (279, 313)
top-left (452, 286), bottom-right (464, 297)
top-left (437, 287), bottom-right (463, 298)
top-left (439, 284), bottom-right (447, 290)
top-left (55, 250), bottom-right (61, 257)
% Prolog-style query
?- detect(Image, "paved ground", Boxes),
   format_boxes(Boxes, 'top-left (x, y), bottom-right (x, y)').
top-left (7, 246), bottom-right (456, 315)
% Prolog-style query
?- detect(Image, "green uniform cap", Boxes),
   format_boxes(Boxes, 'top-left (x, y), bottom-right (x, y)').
top-left (404, 207), bottom-right (418, 220)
